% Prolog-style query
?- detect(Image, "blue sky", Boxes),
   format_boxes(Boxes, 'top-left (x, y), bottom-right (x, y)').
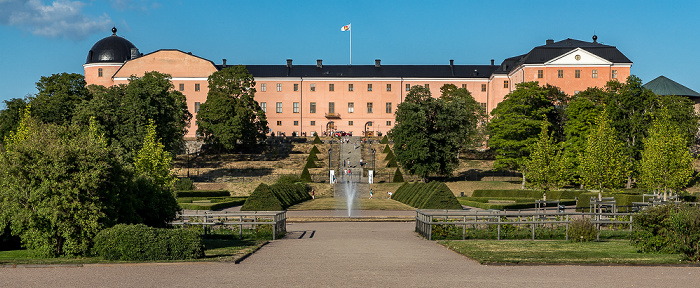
top-left (1, 0), bottom-right (699, 106)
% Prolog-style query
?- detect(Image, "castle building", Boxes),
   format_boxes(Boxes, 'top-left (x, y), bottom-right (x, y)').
top-left (84, 28), bottom-right (632, 139)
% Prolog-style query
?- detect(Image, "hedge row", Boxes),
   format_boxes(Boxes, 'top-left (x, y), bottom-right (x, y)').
top-left (471, 189), bottom-right (585, 200)
top-left (392, 182), bottom-right (462, 209)
top-left (175, 190), bottom-right (230, 197)
top-left (457, 197), bottom-right (577, 210)
top-left (93, 224), bottom-right (204, 261)
top-left (382, 145), bottom-right (391, 153)
top-left (179, 198), bottom-right (248, 210)
top-left (380, 135), bottom-right (389, 144)
top-left (393, 168), bottom-right (404, 182)
top-left (575, 192), bottom-right (643, 212)
top-left (241, 183), bottom-right (311, 211)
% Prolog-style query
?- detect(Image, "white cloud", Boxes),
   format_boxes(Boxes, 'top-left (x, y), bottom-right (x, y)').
top-left (110, 0), bottom-right (160, 12)
top-left (0, 0), bottom-right (112, 40)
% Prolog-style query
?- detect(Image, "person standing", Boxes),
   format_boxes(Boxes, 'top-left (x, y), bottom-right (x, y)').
top-left (369, 188), bottom-right (373, 199)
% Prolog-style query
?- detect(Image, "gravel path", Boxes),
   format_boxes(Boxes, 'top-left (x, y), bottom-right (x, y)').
top-left (2, 221), bottom-right (700, 287)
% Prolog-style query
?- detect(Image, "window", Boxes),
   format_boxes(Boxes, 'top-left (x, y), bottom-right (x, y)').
top-left (348, 102), bottom-right (354, 113)
top-left (462, 84), bottom-right (467, 89)
top-left (195, 83), bottom-right (200, 91)
top-left (195, 102), bottom-right (201, 113)
top-left (367, 84), bottom-right (373, 91)
top-left (386, 102), bottom-right (392, 113)
top-left (367, 122), bottom-right (373, 126)
top-left (405, 84), bottom-right (410, 91)
top-left (367, 102), bottom-right (373, 113)
top-left (348, 84), bottom-right (354, 91)
top-left (592, 70), bottom-right (598, 78)
top-left (310, 102), bottom-right (316, 113)
top-left (294, 121), bottom-right (299, 126)
top-left (276, 102), bottom-right (282, 113)
top-left (575, 70), bottom-right (581, 78)
top-left (260, 102), bottom-right (266, 113)
top-left (386, 84), bottom-right (391, 91)
top-left (310, 121), bottom-right (316, 126)
top-left (349, 121), bottom-right (353, 126)
top-left (98, 68), bottom-right (103, 77)
top-left (294, 84), bottom-right (299, 91)
top-left (276, 83), bottom-right (282, 91)
top-left (537, 70), bottom-right (543, 79)
top-left (558, 70), bottom-right (564, 78)
top-left (386, 121), bottom-right (391, 126)
top-left (328, 102), bottom-right (335, 114)
top-left (261, 83), bottom-right (266, 92)
top-left (293, 102), bottom-right (299, 113)
top-left (329, 83), bottom-right (334, 91)
top-left (574, 91), bottom-right (581, 95)
top-left (179, 83), bottom-right (184, 91)
top-left (612, 70), bottom-right (618, 79)
top-left (504, 81), bottom-right (509, 89)
top-left (424, 84), bottom-right (429, 90)
top-left (480, 103), bottom-right (487, 110)
top-left (276, 121), bottom-right (281, 126)
top-left (481, 84), bottom-right (486, 92)
top-left (310, 83), bottom-right (315, 91)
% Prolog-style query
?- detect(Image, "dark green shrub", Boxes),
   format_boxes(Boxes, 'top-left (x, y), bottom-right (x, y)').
top-left (567, 218), bottom-right (597, 242)
top-left (385, 150), bottom-right (395, 161)
top-left (310, 145), bottom-right (321, 154)
top-left (382, 145), bottom-right (391, 153)
top-left (313, 135), bottom-right (322, 144)
top-left (241, 184), bottom-right (284, 211)
top-left (93, 224), bottom-right (204, 261)
top-left (305, 156), bottom-right (318, 168)
top-left (300, 167), bottom-right (312, 183)
top-left (392, 181), bottom-right (461, 209)
top-left (392, 168), bottom-right (404, 183)
top-left (386, 158), bottom-right (398, 168)
top-left (276, 174), bottom-right (302, 185)
top-left (175, 190), bottom-right (230, 197)
top-left (631, 204), bottom-right (700, 261)
top-left (380, 135), bottom-right (389, 144)
top-left (175, 178), bottom-right (195, 191)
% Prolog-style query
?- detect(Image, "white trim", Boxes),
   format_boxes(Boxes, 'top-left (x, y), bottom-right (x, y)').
top-left (545, 48), bottom-right (612, 65)
top-left (83, 63), bottom-right (124, 68)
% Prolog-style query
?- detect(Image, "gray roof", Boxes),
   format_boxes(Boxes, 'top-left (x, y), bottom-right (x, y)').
top-left (643, 76), bottom-right (700, 98)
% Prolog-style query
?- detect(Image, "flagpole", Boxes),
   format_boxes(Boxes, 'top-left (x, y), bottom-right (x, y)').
top-left (349, 22), bottom-right (352, 65)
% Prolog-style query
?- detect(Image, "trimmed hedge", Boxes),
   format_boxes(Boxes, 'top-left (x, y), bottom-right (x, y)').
top-left (386, 157), bottom-right (398, 168)
top-left (382, 145), bottom-right (391, 153)
top-left (241, 182), bottom-right (311, 211)
top-left (276, 174), bottom-right (302, 185)
top-left (175, 178), bottom-right (195, 191)
top-left (93, 224), bottom-right (204, 261)
top-left (471, 189), bottom-right (585, 200)
top-left (300, 167), bottom-right (312, 183)
top-left (175, 190), bottom-right (230, 197)
top-left (179, 198), bottom-right (248, 210)
top-left (305, 156), bottom-right (318, 168)
top-left (392, 181), bottom-right (461, 209)
top-left (575, 192), bottom-right (643, 212)
top-left (310, 145), bottom-right (321, 154)
top-left (385, 150), bottom-right (395, 161)
top-left (313, 135), bottom-right (323, 144)
top-left (380, 135), bottom-right (389, 144)
top-left (393, 168), bottom-right (404, 182)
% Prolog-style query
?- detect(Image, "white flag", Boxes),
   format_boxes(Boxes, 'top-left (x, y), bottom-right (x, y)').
top-left (341, 24), bottom-right (350, 32)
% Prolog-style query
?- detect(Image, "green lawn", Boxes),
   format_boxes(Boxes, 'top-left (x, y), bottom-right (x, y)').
top-left (439, 240), bottom-right (686, 264)
top-left (288, 198), bottom-right (414, 210)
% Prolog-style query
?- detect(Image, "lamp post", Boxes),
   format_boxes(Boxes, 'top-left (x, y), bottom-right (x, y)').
top-left (372, 148), bottom-right (376, 171)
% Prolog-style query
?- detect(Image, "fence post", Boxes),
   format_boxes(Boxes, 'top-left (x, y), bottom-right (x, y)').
top-left (531, 216), bottom-right (535, 240)
top-left (497, 216), bottom-right (501, 240)
top-left (565, 214), bottom-right (569, 241)
top-left (463, 215), bottom-right (466, 240)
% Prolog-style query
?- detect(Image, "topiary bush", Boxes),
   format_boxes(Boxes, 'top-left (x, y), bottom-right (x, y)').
top-left (392, 181), bottom-right (461, 209)
top-left (385, 150), bottom-right (395, 161)
top-left (386, 158), bottom-right (398, 168)
top-left (382, 145), bottom-right (391, 154)
top-left (567, 218), bottom-right (597, 242)
top-left (300, 167), bottom-right (312, 183)
top-left (380, 135), bottom-right (389, 144)
top-left (175, 178), bottom-right (195, 191)
top-left (305, 156), bottom-right (318, 168)
top-left (310, 145), bottom-right (321, 154)
top-left (392, 168), bottom-right (404, 183)
top-left (313, 135), bottom-right (322, 144)
top-left (175, 190), bottom-right (230, 197)
top-left (276, 174), bottom-right (302, 185)
top-left (93, 224), bottom-right (204, 261)
top-left (241, 184), bottom-right (284, 211)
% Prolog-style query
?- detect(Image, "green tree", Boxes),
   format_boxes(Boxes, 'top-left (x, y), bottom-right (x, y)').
top-left (196, 66), bottom-right (268, 151)
top-left (487, 82), bottom-right (567, 176)
top-left (75, 71), bottom-right (191, 157)
top-left (389, 84), bottom-right (481, 181)
top-left (523, 124), bottom-right (569, 192)
top-left (0, 98), bottom-right (29, 143)
top-left (578, 109), bottom-right (628, 198)
top-left (134, 119), bottom-right (176, 189)
top-left (31, 73), bottom-right (90, 125)
top-left (563, 87), bottom-right (606, 178)
top-left (655, 94), bottom-right (699, 146)
top-left (638, 108), bottom-right (695, 200)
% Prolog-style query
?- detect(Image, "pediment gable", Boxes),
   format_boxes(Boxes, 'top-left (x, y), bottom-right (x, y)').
top-left (545, 48), bottom-right (612, 65)
top-left (114, 50), bottom-right (217, 78)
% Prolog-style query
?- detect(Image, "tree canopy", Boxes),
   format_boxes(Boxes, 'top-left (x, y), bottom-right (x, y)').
top-left (31, 73), bottom-right (90, 126)
top-left (578, 109), bottom-right (629, 194)
top-left (523, 124), bottom-right (569, 192)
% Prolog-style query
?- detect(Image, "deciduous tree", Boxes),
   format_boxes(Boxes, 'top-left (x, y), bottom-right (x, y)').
top-left (523, 124), bottom-right (569, 192)
top-left (578, 110), bottom-right (628, 198)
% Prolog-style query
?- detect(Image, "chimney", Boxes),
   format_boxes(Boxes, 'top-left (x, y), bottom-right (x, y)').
top-left (375, 59), bottom-right (381, 67)
top-left (449, 59), bottom-right (454, 68)
top-left (222, 59), bottom-right (227, 68)
top-left (130, 48), bottom-right (139, 59)
top-left (449, 59), bottom-right (455, 76)
top-left (316, 59), bottom-right (323, 68)
top-left (491, 59), bottom-right (495, 66)
top-left (546, 39), bottom-right (554, 45)
top-left (286, 59), bottom-right (293, 68)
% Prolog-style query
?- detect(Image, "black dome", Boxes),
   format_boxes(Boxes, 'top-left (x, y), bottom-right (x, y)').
top-left (85, 28), bottom-right (139, 64)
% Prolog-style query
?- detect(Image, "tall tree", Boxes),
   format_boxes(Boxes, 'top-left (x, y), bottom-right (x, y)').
top-left (655, 94), bottom-right (699, 146)
top-left (439, 84), bottom-right (487, 150)
top-left (389, 84), bottom-right (482, 181)
top-left (487, 82), bottom-right (567, 173)
top-left (134, 119), bottom-right (176, 189)
top-left (523, 124), bottom-right (569, 192)
top-left (578, 109), bottom-right (629, 198)
top-left (0, 98), bottom-right (28, 143)
top-left (563, 87), bottom-right (606, 176)
top-left (196, 65), bottom-right (268, 150)
top-left (638, 108), bottom-right (695, 201)
top-left (31, 73), bottom-right (90, 125)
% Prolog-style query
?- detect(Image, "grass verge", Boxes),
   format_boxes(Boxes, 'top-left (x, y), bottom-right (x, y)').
top-left (438, 240), bottom-right (687, 265)
top-left (288, 198), bottom-right (414, 210)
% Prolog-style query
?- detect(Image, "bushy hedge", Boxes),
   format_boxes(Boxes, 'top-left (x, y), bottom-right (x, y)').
top-left (175, 178), bottom-right (195, 191)
top-left (382, 145), bottom-right (391, 153)
top-left (93, 224), bottom-right (204, 261)
top-left (393, 168), bottom-right (404, 182)
top-left (567, 218), bottom-right (597, 242)
top-left (380, 135), bottom-right (389, 144)
top-left (276, 174), bottom-right (302, 185)
top-left (392, 181), bottom-right (461, 209)
top-left (300, 167), bottom-right (312, 183)
top-left (175, 190), bottom-right (230, 197)
top-left (632, 204), bottom-right (700, 261)
top-left (178, 197), bottom-right (248, 210)
top-left (472, 189), bottom-right (584, 200)
top-left (313, 135), bottom-right (323, 144)
top-left (241, 182), bottom-right (311, 211)
top-left (575, 192), bottom-right (643, 212)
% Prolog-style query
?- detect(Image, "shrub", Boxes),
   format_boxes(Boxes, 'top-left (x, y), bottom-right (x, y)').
top-left (385, 150), bottom-right (395, 161)
top-left (386, 158), bottom-right (398, 168)
top-left (175, 190), bottom-right (230, 197)
top-left (241, 182), bottom-right (311, 211)
top-left (313, 135), bottom-right (322, 144)
top-left (300, 167), bottom-right (312, 183)
top-left (382, 145), bottom-right (391, 153)
top-left (305, 156), bottom-right (318, 168)
top-left (93, 224), bottom-right (204, 261)
top-left (393, 168), bottom-right (404, 182)
top-left (380, 135), bottom-right (389, 144)
top-left (174, 178), bottom-right (195, 191)
top-left (567, 218), bottom-right (597, 242)
top-left (632, 204), bottom-right (700, 261)
top-left (276, 174), bottom-right (302, 185)
top-left (392, 181), bottom-right (461, 209)
top-left (310, 145), bottom-right (321, 154)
